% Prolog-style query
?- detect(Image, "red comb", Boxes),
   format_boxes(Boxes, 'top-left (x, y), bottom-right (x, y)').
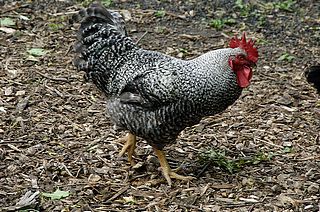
top-left (229, 32), bottom-right (259, 63)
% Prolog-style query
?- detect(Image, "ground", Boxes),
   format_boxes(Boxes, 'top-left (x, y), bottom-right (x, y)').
top-left (0, 0), bottom-right (319, 211)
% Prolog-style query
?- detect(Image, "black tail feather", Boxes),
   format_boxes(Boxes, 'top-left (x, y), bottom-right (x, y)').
top-left (70, 2), bottom-right (126, 36)
top-left (70, 2), bottom-right (137, 95)
top-left (70, 2), bottom-right (133, 68)
top-left (71, 3), bottom-right (114, 24)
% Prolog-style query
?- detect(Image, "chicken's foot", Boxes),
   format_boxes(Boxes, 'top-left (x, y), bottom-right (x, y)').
top-left (153, 147), bottom-right (195, 186)
top-left (118, 133), bottom-right (137, 166)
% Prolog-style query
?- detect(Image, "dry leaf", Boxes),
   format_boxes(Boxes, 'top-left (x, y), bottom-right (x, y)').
top-left (0, 26), bottom-right (16, 34)
top-left (88, 174), bottom-right (101, 183)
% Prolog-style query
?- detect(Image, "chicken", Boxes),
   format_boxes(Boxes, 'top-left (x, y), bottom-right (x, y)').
top-left (305, 65), bottom-right (320, 93)
top-left (71, 3), bottom-right (258, 186)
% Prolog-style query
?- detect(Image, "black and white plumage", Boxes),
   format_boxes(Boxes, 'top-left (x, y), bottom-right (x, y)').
top-left (106, 50), bottom-right (244, 149)
top-left (71, 3), bottom-right (258, 184)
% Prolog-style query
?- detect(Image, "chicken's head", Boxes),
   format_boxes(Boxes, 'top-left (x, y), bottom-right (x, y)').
top-left (228, 33), bottom-right (258, 88)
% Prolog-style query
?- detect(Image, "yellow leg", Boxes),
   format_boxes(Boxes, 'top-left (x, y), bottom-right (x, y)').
top-left (118, 133), bottom-right (137, 166)
top-left (153, 147), bottom-right (195, 186)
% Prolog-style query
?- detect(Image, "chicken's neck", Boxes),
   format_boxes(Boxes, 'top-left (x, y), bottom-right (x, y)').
top-left (184, 48), bottom-right (246, 116)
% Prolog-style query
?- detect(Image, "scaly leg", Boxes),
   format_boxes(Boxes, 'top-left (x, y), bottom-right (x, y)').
top-left (153, 147), bottom-right (195, 186)
top-left (118, 133), bottom-right (137, 166)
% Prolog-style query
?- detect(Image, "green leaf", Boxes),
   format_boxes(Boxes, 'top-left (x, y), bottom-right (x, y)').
top-left (278, 53), bottom-right (295, 62)
top-left (0, 17), bottom-right (15, 27)
top-left (275, 0), bottom-right (296, 12)
top-left (27, 48), bottom-right (46, 57)
top-left (224, 18), bottom-right (237, 25)
top-left (102, 0), bottom-right (113, 7)
top-left (198, 149), bottom-right (273, 174)
top-left (48, 23), bottom-right (64, 31)
top-left (283, 146), bottom-right (293, 153)
top-left (42, 189), bottom-right (70, 200)
top-left (155, 10), bottom-right (166, 18)
top-left (278, 54), bottom-right (287, 61)
top-left (209, 19), bottom-right (225, 29)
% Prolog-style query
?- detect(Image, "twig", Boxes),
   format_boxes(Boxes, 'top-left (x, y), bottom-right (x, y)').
top-left (200, 183), bottom-right (211, 197)
top-left (238, 197), bottom-right (260, 203)
top-left (95, 154), bottom-right (110, 166)
top-left (65, 44), bottom-right (73, 56)
top-left (295, 156), bottom-right (320, 161)
top-left (196, 161), bottom-right (211, 178)
top-left (0, 140), bottom-right (28, 144)
top-left (61, 163), bottom-right (74, 177)
top-left (135, 9), bottom-right (187, 19)
top-left (35, 70), bottom-right (69, 82)
top-left (222, 203), bottom-right (256, 208)
top-left (129, 173), bottom-right (149, 181)
top-left (103, 186), bottom-right (130, 204)
top-left (7, 144), bottom-right (22, 152)
top-left (0, 4), bottom-right (29, 14)
top-left (188, 145), bottom-right (201, 152)
top-left (176, 203), bottom-right (205, 211)
top-left (48, 11), bottom-right (79, 16)
top-left (44, 85), bottom-right (64, 98)
top-left (255, 138), bottom-right (283, 148)
top-left (136, 31), bottom-right (148, 44)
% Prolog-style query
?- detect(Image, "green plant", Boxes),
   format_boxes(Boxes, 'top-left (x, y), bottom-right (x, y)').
top-left (278, 52), bottom-right (295, 62)
top-left (234, 0), bottom-right (251, 17)
top-left (257, 15), bottom-right (266, 27)
top-left (249, 152), bottom-right (274, 164)
top-left (179, 48), bottom-right (188, 54)
top-left (283, 146), bottom-right (294, 153)
top-left (77, 0), bottom-right (112, 7)
top-left (27, 48), bottom-right (46, 57)
top-left (199, 149), bottom-right (238, 173)
top-left (48, 23), bottom-right (64, 31)
top-left (274, 0), bottom-right (296, 12)
top-left (209, 18), bottom-right (236, 30)
top-left (102, 0), bottom-right (113, 7)
top-left (42, 189), bottom-right (70, 200)
top-left (77, 0), bottom-right (92, 7)
top-left (0, 17), bottom-right (15, 26)
top-left (154, 26), bottom-right (166, 33)
top-left (154, 10), bottom-right (166, 18)
top-left (210, 19), bottom-right (224, 29)
top-left (198, 149), bottom-right (273, 174)
top-left (255, 37), bottom-right (269, 45)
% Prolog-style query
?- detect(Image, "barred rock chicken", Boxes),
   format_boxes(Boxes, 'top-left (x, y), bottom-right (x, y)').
top-left (71, 3), bottom-right (258, 185)
top-left (305, 65), bottom-right (320, 93)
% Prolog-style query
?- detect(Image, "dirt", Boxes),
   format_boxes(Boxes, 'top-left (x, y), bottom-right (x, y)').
top-left (0, 0), bottom-right (319, 211)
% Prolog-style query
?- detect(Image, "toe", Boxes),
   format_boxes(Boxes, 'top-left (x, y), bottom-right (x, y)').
top-left (169, 172), bottom-right (195, 181)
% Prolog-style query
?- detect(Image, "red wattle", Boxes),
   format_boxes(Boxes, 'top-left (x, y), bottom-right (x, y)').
top-left (237, 66), bottom-right (252, 88)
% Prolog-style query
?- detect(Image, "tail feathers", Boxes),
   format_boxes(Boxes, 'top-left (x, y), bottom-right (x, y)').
top-left (70, 2), bottom-right (126, 36)
top-left (70, 2), bottom-right (137, 88)
top-left (305, 65), bottom-right (320, 93)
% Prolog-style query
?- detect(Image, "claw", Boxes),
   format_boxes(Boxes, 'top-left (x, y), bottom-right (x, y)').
top-left (118, 133), bottom-right (137, 166)
top-left (153, 147), bottom-right (194, 186)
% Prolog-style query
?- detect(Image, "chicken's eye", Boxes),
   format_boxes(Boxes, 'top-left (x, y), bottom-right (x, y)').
top-left (237, 54), bottom-right (245, 60)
